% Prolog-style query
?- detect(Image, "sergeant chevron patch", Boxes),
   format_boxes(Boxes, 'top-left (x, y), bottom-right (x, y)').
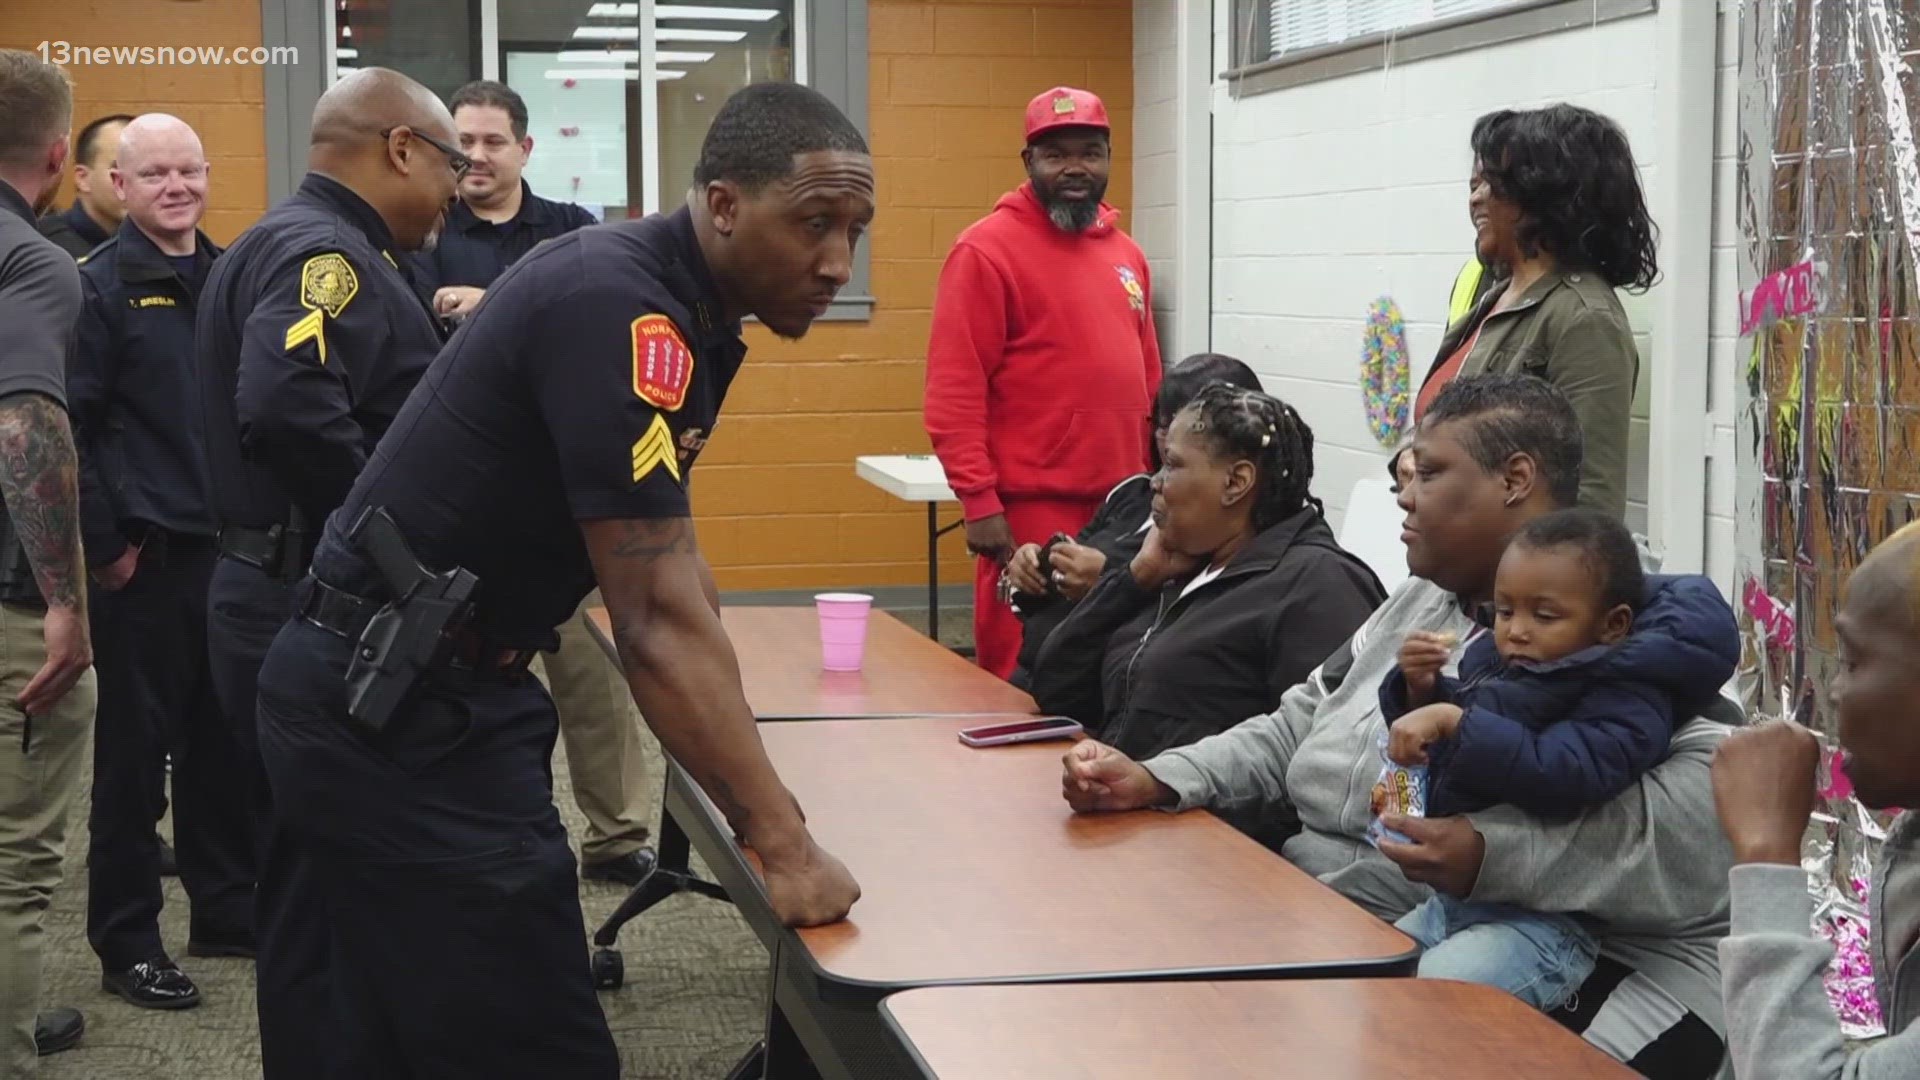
top-left (630, 413), bottom-right (682, 485)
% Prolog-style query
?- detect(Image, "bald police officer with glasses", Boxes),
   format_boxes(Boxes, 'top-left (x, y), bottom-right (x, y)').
top-left (191, 67), bottom-right (461, 1080)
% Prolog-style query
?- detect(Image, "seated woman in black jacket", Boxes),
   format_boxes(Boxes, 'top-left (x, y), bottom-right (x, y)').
top-left (1028, 384), bottom-right (1385, 847)
top-left (1005, 353), bottom-right (1263, 687)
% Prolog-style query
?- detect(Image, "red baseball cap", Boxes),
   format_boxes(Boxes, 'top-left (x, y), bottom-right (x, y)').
top-left (1024, 87), bottom-right (1109, 142)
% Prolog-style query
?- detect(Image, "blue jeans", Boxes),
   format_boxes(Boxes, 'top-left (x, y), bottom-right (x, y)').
top-left (1394, 894), bottom-right (1598, 1011)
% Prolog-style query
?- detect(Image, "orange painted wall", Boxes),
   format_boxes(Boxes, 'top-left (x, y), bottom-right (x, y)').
top-left (0, 0), bottom-right (269, 245)
top-left (705, 0), bottom-right (1135, 590)
top-left (1, 0), bottom-right (1135, 592)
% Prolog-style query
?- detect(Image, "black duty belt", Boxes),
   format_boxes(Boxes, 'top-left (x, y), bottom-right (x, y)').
top-left (128, 525), bottom-right (214, 568)
top-left (298, 576), bottom-right (537, 676)
top-left (217, 524), bottom-right (309, 578)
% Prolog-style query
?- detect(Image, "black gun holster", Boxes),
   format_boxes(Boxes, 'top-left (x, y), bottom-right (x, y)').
top-left (332, 507), bottom-right (479, 737)
top-left (217, 520), bottom-right (310, 584)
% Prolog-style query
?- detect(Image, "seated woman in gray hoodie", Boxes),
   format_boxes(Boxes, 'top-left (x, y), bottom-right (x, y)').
top-left (1712, 525), bottom-right (1920, 1080)
top-left (1061, 374), bottom-right (1738, 1079)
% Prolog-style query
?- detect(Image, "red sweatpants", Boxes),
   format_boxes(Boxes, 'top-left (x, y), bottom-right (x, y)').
top-left (972, 496), bottom-right (1103, 680)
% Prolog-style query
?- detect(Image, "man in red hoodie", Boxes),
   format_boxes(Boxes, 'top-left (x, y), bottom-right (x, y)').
top-left (924, 87), bottom-right (1162, 679)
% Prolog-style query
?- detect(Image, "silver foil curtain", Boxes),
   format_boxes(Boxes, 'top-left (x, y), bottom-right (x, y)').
top-left (1737, 0), bottom-right (1918, 1036)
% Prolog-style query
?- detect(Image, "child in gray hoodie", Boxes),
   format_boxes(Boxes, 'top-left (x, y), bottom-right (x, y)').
top-left (1714, 523), bottom-right (1920, 1079)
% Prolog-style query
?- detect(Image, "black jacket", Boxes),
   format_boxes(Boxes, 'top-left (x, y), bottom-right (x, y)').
top-left (410, 181), bottom-right (598, 298)
top-left (37, 203), bottom-right (112, 259)
top-left (1009, 472), bottom-right (1154, 684)
top-left (1029, 507), bottom-right (1384, 844)
top-left (195, 173), bottom-right (445, 536)
top-left (71, 220), bottom-right (221, 564)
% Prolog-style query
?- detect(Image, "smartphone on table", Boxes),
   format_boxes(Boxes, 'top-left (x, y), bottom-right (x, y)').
top-left (957, 716), bottom-right (1083, 748)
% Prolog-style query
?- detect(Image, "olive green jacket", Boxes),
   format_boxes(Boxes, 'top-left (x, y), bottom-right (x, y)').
top-left (1422, 268), bottom-right (1639, 519)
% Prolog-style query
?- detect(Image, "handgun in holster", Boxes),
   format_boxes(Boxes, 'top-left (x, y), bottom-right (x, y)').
top-left (340, 506), bottom-right (479, 736)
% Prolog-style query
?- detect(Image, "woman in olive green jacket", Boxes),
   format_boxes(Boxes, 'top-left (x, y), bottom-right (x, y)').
top-left (1412, 104), bottom-right (1659, 520)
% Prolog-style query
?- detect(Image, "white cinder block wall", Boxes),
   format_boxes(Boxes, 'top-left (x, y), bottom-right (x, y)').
top-left (1133, 0), bottom-right (1181, 364)
top-left (1204, 8), bottom-right (1664, 539)
top-left (1706, 1), bottom-right (1741, 592)
top-left (1132, 2), bottom-right (1735, 592)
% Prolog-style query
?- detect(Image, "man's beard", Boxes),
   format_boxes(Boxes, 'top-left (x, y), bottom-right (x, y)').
top-left (1032, 173), bottom-right (1106, 234)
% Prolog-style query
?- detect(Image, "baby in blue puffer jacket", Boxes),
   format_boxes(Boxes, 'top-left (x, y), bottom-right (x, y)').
top-left (1376, 507), bottom-right (1740, 1011)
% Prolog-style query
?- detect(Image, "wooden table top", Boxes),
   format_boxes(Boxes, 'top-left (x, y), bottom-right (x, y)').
top-left (880, 980), bottom-right (1638, 1079)
top-left (584, 605), bottom-right (1036, 719)
top-left (753, 718), bottom-right (1415, 988)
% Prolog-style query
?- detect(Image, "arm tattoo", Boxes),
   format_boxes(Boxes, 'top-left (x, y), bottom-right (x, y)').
top-left (0, 394), bottom-right (85, 608)
top-left (606, 595), bottom-right (752, 838)
top-left (608, 517), bottom-right (696, 562)
top-left (702, 774), bottom-right (752, 836)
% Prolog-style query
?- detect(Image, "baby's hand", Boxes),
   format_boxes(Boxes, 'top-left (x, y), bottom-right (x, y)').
top-left (1397, 631), bottom-right (1458, 705)
top-left (1387, 703), bottom-right (1463, 767)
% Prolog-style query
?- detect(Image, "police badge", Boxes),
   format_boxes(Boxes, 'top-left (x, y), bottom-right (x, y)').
top-left (300, 253), bottom-right (360, 318)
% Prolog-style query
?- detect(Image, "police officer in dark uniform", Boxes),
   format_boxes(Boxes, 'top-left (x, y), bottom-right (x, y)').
top-left (412, 80), bottom-right (662, 888)
top-left (410, 80), bottom-right (597, 324)
top-left (191, 68), bottom-right (458, 1078)
top-left (253, 81), bottom-right (871, 1076)
top-left (70, 114), bottom-right (255, 1011)
top-left (36, 113), bottom-right (130, 259)
top-left (41, 109), bottom-right (181, 881)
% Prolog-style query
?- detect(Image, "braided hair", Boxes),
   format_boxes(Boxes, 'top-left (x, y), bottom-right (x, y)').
top-left (1175, 383), bottom-right (1320, 529)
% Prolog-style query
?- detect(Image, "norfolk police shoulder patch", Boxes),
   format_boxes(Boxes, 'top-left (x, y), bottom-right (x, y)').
top-left (300, 253), bottom-right (359, 318)
top-left (630, 314), bottom-right (694, 412)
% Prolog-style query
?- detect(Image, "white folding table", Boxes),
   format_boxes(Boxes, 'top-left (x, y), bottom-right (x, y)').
top-left (854, 455), bottom-right (961, 642)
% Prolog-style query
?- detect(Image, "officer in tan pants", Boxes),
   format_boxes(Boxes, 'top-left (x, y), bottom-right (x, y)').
top-left (0, 49), bottom-right (105, 1066)
top-left (545, 594), bottom-right (656, 883)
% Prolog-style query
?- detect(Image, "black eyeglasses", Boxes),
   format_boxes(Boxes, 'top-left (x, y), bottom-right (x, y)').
top-left (380, 126), bottom-right (472, 180)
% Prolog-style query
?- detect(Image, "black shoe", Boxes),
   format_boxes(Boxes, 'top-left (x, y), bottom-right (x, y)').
top-left (581, 847), bottom-right (659, 887)
top-left (101, 958), bottom-right (201, 1010)
top-left (186, 932), bottom-right (257, 960)
top-left (33, 1007), bottom-right (83, 1055)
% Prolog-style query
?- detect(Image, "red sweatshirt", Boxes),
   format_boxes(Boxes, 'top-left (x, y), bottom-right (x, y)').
top-left (924, 182), bottom-right (1163, 521)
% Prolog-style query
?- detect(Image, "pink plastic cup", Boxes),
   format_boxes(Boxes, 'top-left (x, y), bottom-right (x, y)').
top-left (814, 593), bottom-right (874, 672)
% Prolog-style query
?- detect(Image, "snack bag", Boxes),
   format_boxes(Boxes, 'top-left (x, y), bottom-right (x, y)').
top-left (1365, 727), bottom-right (1428, 847)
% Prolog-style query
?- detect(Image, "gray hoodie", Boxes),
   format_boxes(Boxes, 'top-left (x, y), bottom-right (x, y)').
top-left (1142, 577), bottom-right (1737, 1042)
top-left (1720, 813), bottom-right (1918, 1078)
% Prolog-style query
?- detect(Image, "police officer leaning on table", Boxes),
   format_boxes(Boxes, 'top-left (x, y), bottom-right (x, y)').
top-left (251, 80), bottom-right (868, 1077)
top-left (190, 67), bottom-right (457, 1080)
top-left (70, 114), bottom-right (255, 1012)
top-left (412, 78), bottom-right (661, 888)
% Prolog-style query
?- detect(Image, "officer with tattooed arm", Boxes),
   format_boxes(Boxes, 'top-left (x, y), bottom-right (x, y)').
top-left (191, 67), bottom-right (456, 1079)
top-left (0, 49), bottom-right (99, 1067)
top-left (250, 82), bottom-right (871, 1075)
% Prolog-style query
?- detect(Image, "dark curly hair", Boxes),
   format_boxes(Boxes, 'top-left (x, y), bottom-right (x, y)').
top-left (1153, 353), bottom-right (1263, 431)
top-left (1509, 508), bottom-right (1645, 616)
top-left (1471, 104), bottom-right (1659, 292)
top-left (1175, 384), bottom-right (1318, 529)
